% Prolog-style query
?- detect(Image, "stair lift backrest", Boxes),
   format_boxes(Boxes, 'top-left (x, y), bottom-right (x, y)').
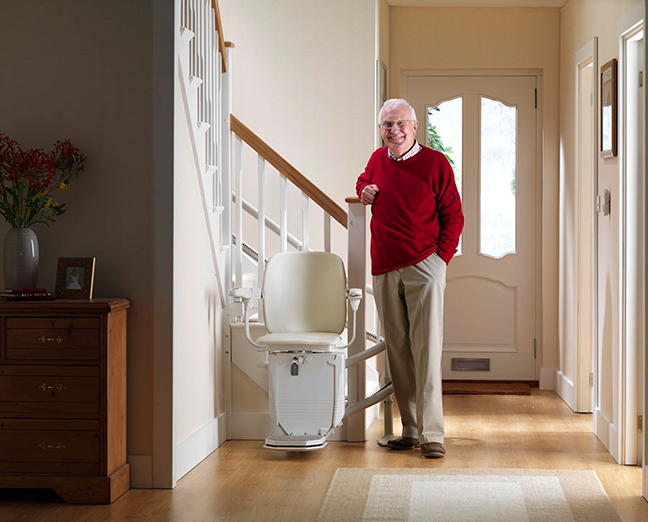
top-left (262, 252), bottom-right (347, 335)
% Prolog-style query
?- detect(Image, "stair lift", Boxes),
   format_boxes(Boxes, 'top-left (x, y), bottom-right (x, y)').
top-left (230, 251), bottom-right (393, 451)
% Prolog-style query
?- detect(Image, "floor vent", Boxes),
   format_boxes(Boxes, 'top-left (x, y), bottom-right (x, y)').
top-left (451, 358), bottom-right (490, 371)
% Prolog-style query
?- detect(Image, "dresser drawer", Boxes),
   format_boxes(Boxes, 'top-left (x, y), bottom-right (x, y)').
top-left (0, 419), bottom-right (100, 474)
top-left (6, 318), bottom-right (100, 361)
top-left (0, 366), bottom-right (99, 414)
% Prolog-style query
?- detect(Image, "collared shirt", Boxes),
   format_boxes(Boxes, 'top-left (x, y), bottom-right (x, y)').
top-left (388, 140), bottom-right (422, 162)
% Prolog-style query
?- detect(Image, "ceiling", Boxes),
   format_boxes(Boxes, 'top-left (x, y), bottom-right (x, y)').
top-left (386, 0), bottom-right (568, 7)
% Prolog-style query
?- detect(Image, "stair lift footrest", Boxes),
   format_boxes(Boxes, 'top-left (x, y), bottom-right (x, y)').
top-left (264, 434), bottom-right (327, 450)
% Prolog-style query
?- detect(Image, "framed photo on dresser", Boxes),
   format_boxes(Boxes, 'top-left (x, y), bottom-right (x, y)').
top-left (55, 257), bottom-right (96, 299)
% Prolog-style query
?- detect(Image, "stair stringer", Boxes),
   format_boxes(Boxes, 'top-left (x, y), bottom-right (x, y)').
top-left (177, 27), bottom-right (226, 303)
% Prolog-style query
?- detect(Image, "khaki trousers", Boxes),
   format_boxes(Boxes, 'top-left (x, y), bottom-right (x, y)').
top-left (373, 252), bottom-right (446, 444)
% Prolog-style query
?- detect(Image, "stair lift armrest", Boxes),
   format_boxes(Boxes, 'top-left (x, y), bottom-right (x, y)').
top-left (346, 288), bottom-right (363, 312)
top-left (338, 288), bottom-right (363, 349)
top-left (228, 288), bottom-right (264, 349)
top-left (229, 287), bottom-right (262, 300)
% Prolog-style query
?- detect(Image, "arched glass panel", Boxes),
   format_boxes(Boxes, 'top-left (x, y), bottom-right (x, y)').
top-left (480, 97), bottom-right (517, 258)
top-left (428, 98), bottom-right (462, 255)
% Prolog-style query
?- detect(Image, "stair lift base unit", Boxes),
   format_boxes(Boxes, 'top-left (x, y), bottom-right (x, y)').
top-left (265, 351), bottom-right (346, 450)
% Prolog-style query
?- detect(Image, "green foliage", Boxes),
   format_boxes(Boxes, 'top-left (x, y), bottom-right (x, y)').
top-left (427, 106), bottom-right (456, 167)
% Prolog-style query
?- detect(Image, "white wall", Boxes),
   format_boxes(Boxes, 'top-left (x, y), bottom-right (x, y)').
top-left (559, 0), bottom-right (642, 454)
top-left (0, 0), bottom-right (156, 471)
top-left (389, 7), bottom-right (561, 388)
top-left (173, 70), bottom-right (226, 477)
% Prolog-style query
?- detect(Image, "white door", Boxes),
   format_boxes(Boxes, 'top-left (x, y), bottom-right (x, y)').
top-left (406, 74), bottom-right (537, 380)
top-left (619, 26), bottom-right (645, 465)
top-left (576, 57), bottom-right (595, 414)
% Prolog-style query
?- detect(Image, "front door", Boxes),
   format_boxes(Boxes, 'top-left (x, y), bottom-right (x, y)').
top-left (405, 74), bottom-right (538, 380)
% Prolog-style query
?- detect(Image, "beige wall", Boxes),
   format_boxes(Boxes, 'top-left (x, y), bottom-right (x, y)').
top-left (390, 7), bottom-right (561, 384)
top-left (559, 0), bottom-right (642, 438)
top-left (219, 0), bottom-right (376, 225)
top-left (0, 0), bottom-right (155, 459)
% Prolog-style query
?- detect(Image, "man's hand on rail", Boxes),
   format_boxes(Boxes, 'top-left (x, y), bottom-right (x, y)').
top-left (361, 184), bottom-right (380, 205)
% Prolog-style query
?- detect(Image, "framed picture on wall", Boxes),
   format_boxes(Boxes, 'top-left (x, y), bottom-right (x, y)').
top-left (377, 59), bottom-right (387, 146)
top-left (600, 58), bottom-right (617, 158)
top-left (55, 257), bottom-right (96, 299)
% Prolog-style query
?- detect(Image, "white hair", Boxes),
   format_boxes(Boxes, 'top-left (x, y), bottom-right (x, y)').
top-left (379, 98), bottom-right (417, 123)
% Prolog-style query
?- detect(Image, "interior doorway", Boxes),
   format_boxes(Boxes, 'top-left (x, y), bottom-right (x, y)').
top-left (558, 39), bottom-right (598, 415)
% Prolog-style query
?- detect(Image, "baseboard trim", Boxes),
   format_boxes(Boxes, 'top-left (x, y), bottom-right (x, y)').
top-left (595, 407), bottom-right (620, 463)
top-left (175, 413), bottom-right (227, 482)
top-left (555, 370), bottom-right (576, 411)
top-left (127, 454), bottom-right (153, 489)
top-left (539, 367), bottom-right (556, 390)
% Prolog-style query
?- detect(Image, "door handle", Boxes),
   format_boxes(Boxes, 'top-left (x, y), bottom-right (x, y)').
top-left (596, 189), bottom-right (611, 215)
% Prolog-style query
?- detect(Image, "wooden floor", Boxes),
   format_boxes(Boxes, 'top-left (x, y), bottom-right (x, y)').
top-left (0, 389), bottom-right (647, 521)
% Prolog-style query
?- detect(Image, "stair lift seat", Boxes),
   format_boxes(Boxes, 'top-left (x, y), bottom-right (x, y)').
top-left (229, 251), bottom-right (362, 450)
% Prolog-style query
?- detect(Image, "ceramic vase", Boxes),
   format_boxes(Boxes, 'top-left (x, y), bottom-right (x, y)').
top-left (3, 227), bottom-right (39, 290)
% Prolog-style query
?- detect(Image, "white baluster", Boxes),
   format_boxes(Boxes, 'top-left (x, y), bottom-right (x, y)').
top-left (258, 156), bottom-right (266, 322)
top-left (221, 45), bottom-right (232, 290)
top-left (324, 213), bottom-right (331, 253)
top-left (208, 28), bottom-right (212, 167)
top-left (215, 52), bottom-right (222, 209)
top-left (301, 192), bottom-right (309, 251)
top-left (209, 27), bottom-right (215, 168)
top-left (235, 136), bottom-right (243, 289)
top-left (199, 0), bottom-right (204, 124)
top-left (189, 1), bottom-right (194, 77)
top-left (279, 175), bottom-right (288, 252)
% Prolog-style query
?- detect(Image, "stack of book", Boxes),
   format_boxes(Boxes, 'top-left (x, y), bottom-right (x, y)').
top-left (0, 288), bottom-right (55, 301)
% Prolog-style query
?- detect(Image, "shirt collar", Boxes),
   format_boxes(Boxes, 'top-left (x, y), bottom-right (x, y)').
top-left (388, 140), bottom-right (422, 161)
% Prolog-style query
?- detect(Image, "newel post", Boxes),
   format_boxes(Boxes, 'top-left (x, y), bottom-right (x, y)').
top-left (346, 197), bottom-right (366, 441)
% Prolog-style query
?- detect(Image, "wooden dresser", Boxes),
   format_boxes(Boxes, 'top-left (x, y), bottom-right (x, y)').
top-left (0, 298), bottom-right (130, 503)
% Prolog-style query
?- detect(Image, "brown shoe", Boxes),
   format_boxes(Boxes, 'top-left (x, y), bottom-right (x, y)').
top-left (421, 442), bottom-right (446, 458)
top-left (387, 437), bottom-right (420, 450)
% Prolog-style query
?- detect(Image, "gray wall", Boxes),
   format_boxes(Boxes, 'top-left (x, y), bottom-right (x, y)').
top-left (0, 0), bottom-right (156, 459)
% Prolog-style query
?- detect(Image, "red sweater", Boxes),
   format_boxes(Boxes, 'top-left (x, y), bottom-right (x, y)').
top-left (356, 146), bottom-right (464, 275)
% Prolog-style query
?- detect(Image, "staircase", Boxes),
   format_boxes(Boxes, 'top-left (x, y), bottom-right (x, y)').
top-left (177, 0), bottom-right (390, 446)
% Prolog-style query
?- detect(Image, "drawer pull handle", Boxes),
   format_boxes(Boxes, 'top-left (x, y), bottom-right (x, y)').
top-left (38, 336), bottom-right (65, 344)
top-left (39, 383), bottom-right (66, 393)
top-left (39, 443), bottom-right (65, 451)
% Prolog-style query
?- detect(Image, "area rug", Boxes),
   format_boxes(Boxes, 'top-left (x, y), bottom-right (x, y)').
top-left (442, 382), bottom-right (531, 395)
top-left (317, 468), bottom-right (620, 522)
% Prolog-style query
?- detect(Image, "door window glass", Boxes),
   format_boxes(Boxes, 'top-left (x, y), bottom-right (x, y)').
top-left (428, 98), bottom-right (463, 255)
top-left (480, 97), bottom-right (517, 258)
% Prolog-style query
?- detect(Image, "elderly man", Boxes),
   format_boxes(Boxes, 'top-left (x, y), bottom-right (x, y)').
top-left (356, 98), bottom-right (464, 458)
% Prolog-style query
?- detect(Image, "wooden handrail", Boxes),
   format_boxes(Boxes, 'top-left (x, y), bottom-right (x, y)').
top-left (212, 0), bottom-right (227, 72)
top-left (230, 115), bottom-right (348, 228)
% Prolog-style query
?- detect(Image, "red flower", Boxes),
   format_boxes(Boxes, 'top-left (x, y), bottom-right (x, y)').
top-left (0, 133), bottom-right (85, 228)
top-left (55, 139), bottom-right (85, 171)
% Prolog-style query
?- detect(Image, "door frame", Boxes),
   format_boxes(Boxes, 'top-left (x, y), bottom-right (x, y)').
top-left (644, 0), bottom-right (648, 501)
top-left (568, 39), bottom-right (598, 415)
top-left (619, 3), bottom-right (646, 467)
top-left (401, 69), bottom-right (543, 382)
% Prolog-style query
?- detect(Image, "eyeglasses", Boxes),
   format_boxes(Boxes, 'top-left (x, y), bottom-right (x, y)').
top-left (380, 120), bottom-right (412, 130)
